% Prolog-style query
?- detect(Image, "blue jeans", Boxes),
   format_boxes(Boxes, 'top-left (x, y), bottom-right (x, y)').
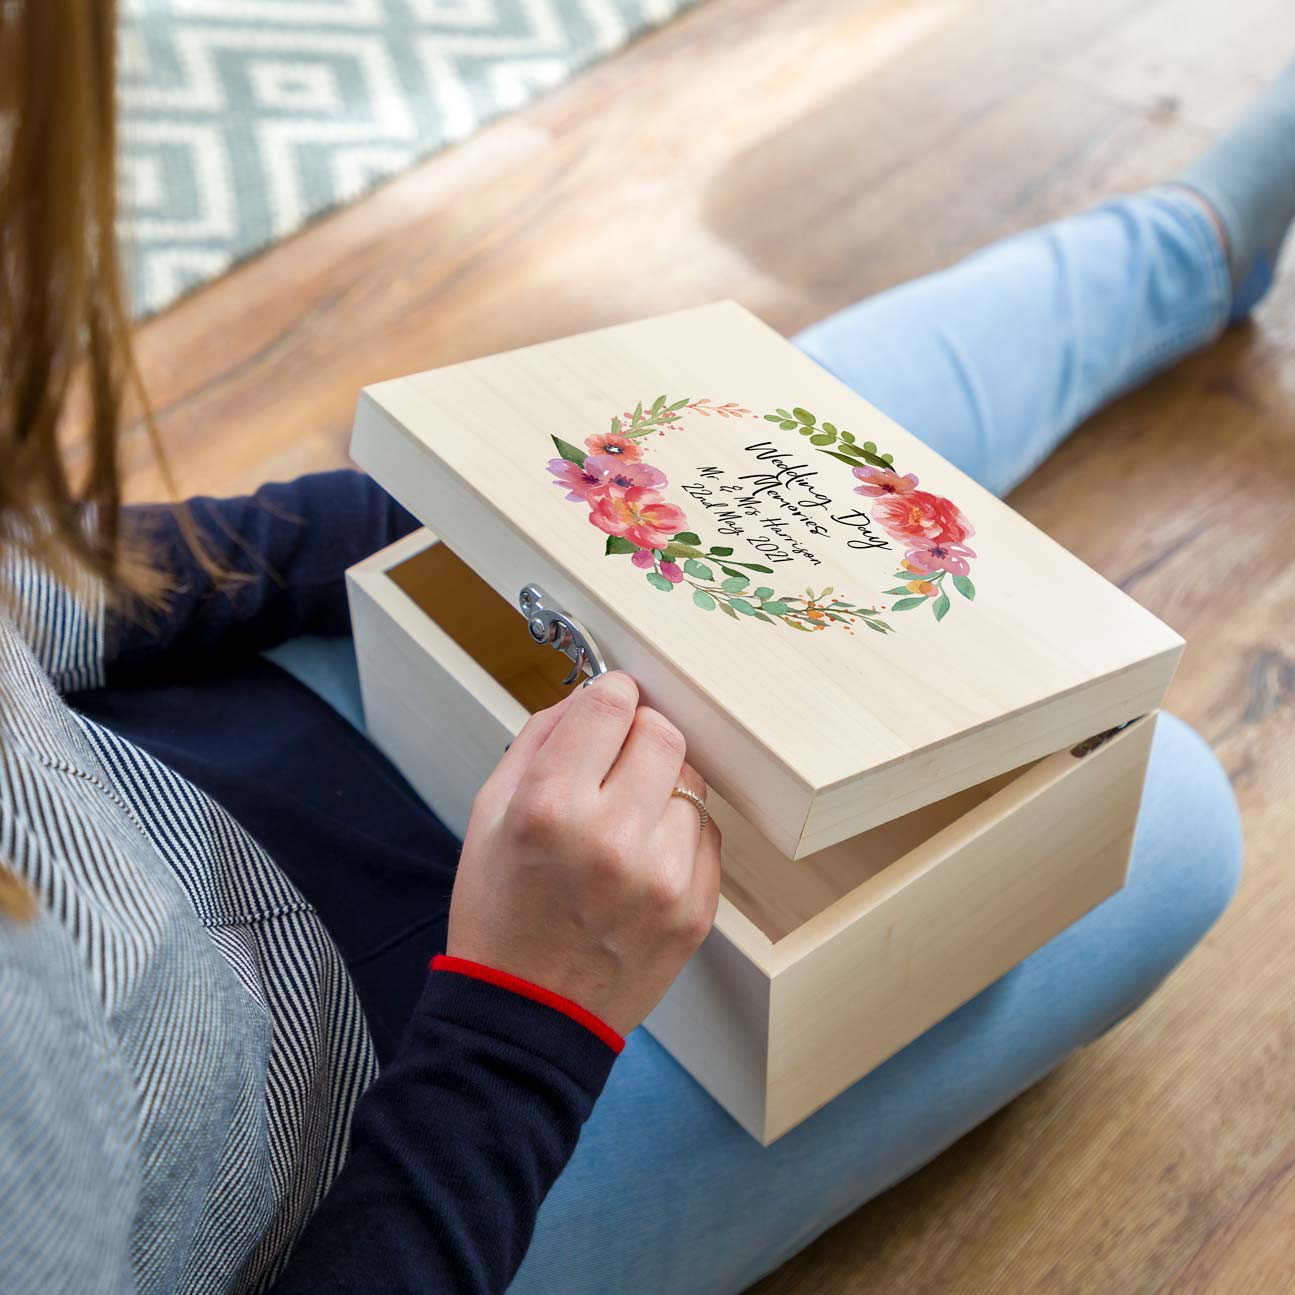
top-left (271, 189), bottom-right (1242, 1295)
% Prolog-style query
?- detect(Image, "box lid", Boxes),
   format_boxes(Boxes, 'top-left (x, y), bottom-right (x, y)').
top-left (351, 301), bottom-right (1182, 860)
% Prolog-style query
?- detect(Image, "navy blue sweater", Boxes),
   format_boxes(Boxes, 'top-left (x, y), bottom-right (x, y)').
top-left (69, 471), bottom-right (619, 1293)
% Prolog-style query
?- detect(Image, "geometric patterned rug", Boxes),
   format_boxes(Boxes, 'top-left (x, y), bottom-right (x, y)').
top-left (118, 0), bottom-right (698, 318)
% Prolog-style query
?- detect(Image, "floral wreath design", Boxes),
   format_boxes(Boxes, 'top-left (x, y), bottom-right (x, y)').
top-left (545, 395), bottom-right (977, 633)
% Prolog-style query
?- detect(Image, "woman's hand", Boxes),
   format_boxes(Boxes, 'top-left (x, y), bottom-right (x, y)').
top-left (447, 672), bottom-right (722, 1037)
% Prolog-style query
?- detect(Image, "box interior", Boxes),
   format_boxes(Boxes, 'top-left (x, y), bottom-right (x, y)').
top-left (391, 542), bottom-right (1034, 944)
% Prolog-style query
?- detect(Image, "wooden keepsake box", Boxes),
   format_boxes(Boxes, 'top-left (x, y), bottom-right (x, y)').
top-left (346, 302), bottom-right (1182, 1142)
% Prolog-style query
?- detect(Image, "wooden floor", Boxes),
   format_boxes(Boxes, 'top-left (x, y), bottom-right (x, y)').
top-left (124, 0), bottom-right (1295, 1290)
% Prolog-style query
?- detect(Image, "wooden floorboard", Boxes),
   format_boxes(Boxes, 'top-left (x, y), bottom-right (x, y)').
top-left (123, 0), bottom-right (1295, 1290)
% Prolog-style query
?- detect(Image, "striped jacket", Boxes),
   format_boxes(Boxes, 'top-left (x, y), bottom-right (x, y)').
top-left (0, 563), bottom-right (376, 1293)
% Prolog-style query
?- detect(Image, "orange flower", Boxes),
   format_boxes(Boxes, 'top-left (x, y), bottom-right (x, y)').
top-left (906, 579), bottom-right (936, 595)
top-left (584, 432), bottom-right (642, 462)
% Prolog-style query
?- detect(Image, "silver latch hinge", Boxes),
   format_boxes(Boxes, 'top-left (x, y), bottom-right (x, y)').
top-left (517, 584), bottom-right (609, 687)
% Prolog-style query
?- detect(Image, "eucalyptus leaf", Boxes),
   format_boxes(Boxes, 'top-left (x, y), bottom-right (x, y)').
top-left (763, 413), bottom-right (784, 423)
top-left (780, 420), bottom-right (797, 431)
top-left (761, 600), bottom-right (788, 615)
top-left (684, 559), bottom-right (714, 580)
top-left (822, 422), bottom-right (837, 435)
top-left (793, 407), bottom-right (816, 426)
top-left (809, 433), bottom-right (835, 445)
top-left (839, 430), bottom-right (855, 443)
top-left (646, 572), bottom-right (674, 592)
top-left (774, 408), bottom-right (793, 420)
top-left (692, 590), bottom-right (716, 611)
top-left (752, 586), bottom-right (774, 600)
top-left (721, 575), bottom-right (748, 593)
top-left (863, 441), bottom-right (876, 453)
top-left (730, 598), bottom-right (757, 615)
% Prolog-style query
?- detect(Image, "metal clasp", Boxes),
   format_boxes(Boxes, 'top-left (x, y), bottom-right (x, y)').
top-left (518, 584), bottom-right (608, 687)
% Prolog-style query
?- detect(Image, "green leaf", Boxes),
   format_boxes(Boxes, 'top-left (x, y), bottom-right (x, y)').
top-left (730, 598), bottom-right (757, 615)
top-left (720, 566), bottom-right (745, 579)
top-left (667, 397), bottom-right (690, 411)
top-left (863, 441), bottom-right (876, 453)
top-left (780, 420), bottom-right (797, 431)
top-left (809, 433), bottom-right (835, 446)
top-left (793, 407), bottom-right (816, 426)
top-left (605, 536), bottom-right (637, 555)
top-left (610, 415), bottom-right (621, 435)
top-left (692, 590), bottom-right (716, 611)
top-left (663, 542), bottom-right (706, 561)
top-left (673, 531), bottom-right (701, 545)
top-left (717, 600), bottom-right (740, 620)
top-left (822, 422), bottom-right (837, 435)
top-left (774, 408), bottom-right (793, 420)
top-left (761, 600), bottom-right (789, 615)
top-left (721, 575), bottom-right (748, 593)
top-left (684, 559), bottom-right (714, 581)
top-left (881, 453), bottom-right (894, 464)
top-left (753, 612), bottom-right (776, 624)
top-left (839, 430), bottom-right (855, 443)
top-left (863, 618), bottom-right (890, 634)
top-left (646, 573), bottom-right (674, 592)
top-left (821, 587), bottom-right (834, 596)
top-left (883, 585), bottom-right (914, 595)
top-left (551, 435), bottom-right (587, 466)
top-left (651, 394), bottom-right (665, 414)
top-left (932, 593), bottom-right (951, 621)
top-left (752, 586), bottom-right (774, 600)
top-left (890, 596), bottom-right (928, 611)
top-left (821, 450), bottom-right (868, 470)
top-left (729, 562), bottom-right (774, 574)
top-left (785, 618), bottom-right (815, 632)
top-left (708, 546), bottom-right (734, 557)
top-left (952, 574), bottom-right (976, 601)
top-left (764, 413), bottom-right (784, 423)
top-left (633, 400), bottom-right (643, 421)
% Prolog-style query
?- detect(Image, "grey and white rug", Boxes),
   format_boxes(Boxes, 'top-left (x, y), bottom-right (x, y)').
top-left (119, 0), bottom-right (696, 317)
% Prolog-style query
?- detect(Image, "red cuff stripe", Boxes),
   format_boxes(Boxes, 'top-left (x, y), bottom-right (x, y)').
top-left (430, 955), bottom-right (625, 1055)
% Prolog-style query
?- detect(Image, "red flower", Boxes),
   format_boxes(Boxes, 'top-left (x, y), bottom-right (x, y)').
top-left (904, 538), bottom-right (977, 577)
top-left (875, 491), bottom-right (973, 545)
top-left (852, 466), bottom-right (919, 498)
top-left (588, 488), bottom-right (688, 551)
top-left (585, 432), bottom-right (642, 461)
top-left (587, 454), bottom-right (667, 495)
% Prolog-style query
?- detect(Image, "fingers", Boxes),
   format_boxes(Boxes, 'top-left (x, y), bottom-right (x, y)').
top-left (687, 813), bottom-right (722, 941)
top-left (519, 671), bottom-right (640, 795)
top-left (601, 706), bottom-right (687, 812)
top-left (481, 690), bottom-right (578, 803)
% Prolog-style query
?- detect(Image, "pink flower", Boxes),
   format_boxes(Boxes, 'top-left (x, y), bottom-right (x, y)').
top-left (585, 432), bottom-right (642, 461)
top-left (586, 454), bottom-right (667, 495)
top-left (631, 548), bottom-right (657, 569)
top-left (659, 561), bottom-right (683, 584)
top-left (588, 488), bottom-right (688, 551)
top-left (904, 538), bottom-right (977, 577)
top-left (875, 491), bottom-right (974, 546)
top-left (547, 456), bottom-right (612, 502)
top-left (852, 466), bottom-right (919, 498)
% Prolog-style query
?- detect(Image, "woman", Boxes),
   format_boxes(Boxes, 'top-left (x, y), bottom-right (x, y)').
top-left (2, 0), bottom-right (1287, 1289)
